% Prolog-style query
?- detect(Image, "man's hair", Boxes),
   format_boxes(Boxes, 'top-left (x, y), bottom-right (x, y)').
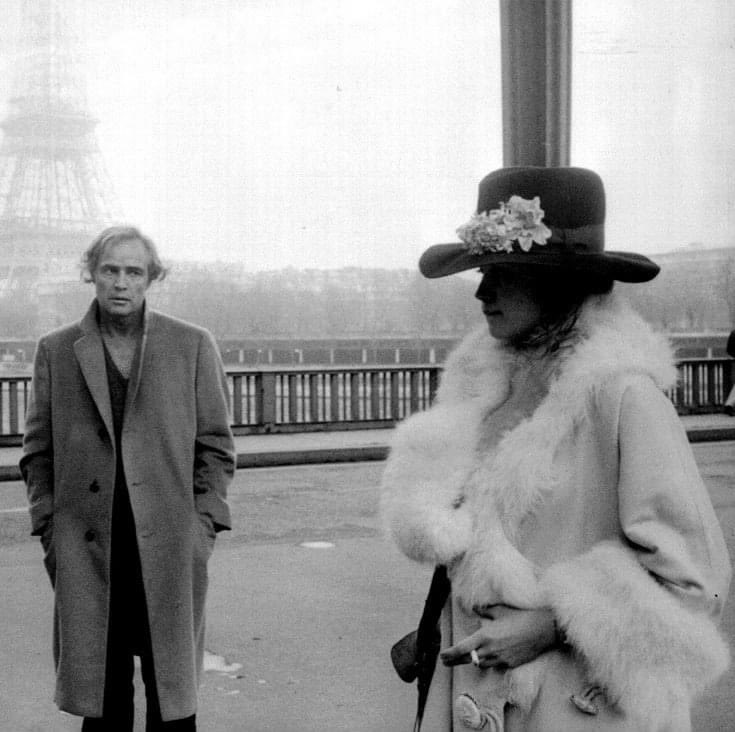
top-left (81, 225), bottom-right (169, 283)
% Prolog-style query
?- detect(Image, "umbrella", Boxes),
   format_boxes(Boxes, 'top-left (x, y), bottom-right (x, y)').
top-left (391, 565), bottom-right (451, 731)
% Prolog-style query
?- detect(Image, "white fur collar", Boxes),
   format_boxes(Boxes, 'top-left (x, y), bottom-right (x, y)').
top-left (437, 292), bottom-right (676, 407)
top-left (380, 293), bottom-right (676, 581)
top-left (441, 293), bottom-right (676, 536)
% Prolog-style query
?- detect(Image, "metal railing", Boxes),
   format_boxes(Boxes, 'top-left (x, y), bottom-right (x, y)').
top-left (0, 378), bottom-right (31, 439)
top-left (0, 357), bottom-right (732, 445)
top-left (228, 366), bottom-right (439, 434)
top-left (669, 358), bottom-right (734, 413)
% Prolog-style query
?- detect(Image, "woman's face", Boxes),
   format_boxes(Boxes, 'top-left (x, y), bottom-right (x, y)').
top-left (474, 266), bottom-right (545, 342)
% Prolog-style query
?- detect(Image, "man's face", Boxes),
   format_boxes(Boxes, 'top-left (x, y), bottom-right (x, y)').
top-left (93, 238), bottom-right (151, 319)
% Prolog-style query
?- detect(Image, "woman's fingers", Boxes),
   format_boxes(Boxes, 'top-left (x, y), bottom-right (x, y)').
top-left (440, 630), bottom-right (492, 666)
top-left (440, 648), bottom-right (500, 669)
top-left (439, 647), bottom-right (470, 666)
top-left (471, 602), bottom-right (515, 619)
top-left (453, 607), bottom-right (558, 669)
top-left (472, 602), bottom-right (497, 618)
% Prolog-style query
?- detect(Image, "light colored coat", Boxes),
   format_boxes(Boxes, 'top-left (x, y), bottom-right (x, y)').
top-left (21, 301), bottom-right (235, 721)
top-left (381, 293), bottom-right (731, 731)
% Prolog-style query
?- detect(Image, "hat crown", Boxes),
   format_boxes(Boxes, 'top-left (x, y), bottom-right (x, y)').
top-left (477, 167), bottom-right (605, 242)
top-left (417, 166), bottom-right (659, 283)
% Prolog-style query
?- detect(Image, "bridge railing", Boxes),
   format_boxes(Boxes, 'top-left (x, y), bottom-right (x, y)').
top-left (0, 357), bottom-right (732, 445)
top-left (228, 366), bottom-right (440, 433)
top-left (669, 358), bottom-right (734, 413)
top-left (0, 378), bottom-right (31, 440)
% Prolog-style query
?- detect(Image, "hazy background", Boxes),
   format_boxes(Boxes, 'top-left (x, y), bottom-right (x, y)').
top-left (1, 0), bottom-right (732, 271)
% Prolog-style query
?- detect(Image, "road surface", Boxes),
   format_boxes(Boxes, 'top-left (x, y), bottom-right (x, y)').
top-left (1, 443), bottom-right (733, 730)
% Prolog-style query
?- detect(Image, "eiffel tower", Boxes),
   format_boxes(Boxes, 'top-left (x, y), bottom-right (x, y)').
top-left (0, 0), bottom-right (121, 296)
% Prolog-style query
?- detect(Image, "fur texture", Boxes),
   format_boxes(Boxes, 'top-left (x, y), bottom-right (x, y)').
top-left (381, 293), bottom-right (677, 607)
top-left (380, 292), bottom-right (729, 726)
top-left (540, 541), bottom-right (730, 729)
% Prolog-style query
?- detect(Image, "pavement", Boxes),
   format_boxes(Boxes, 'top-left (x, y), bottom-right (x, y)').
top-left (1, 412), bottom-right (735, 481)
top-left (1, 417), bottom-right (734, 730)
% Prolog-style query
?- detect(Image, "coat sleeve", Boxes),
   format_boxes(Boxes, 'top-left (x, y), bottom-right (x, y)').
top-left (539, 376), bottom-right (731, 723)
top-left (379, 402), bottom-right (479, 565)
top-left (193, 330), bottom-right (235, 532)
top-left (20, 338), bottom-right (54, 537)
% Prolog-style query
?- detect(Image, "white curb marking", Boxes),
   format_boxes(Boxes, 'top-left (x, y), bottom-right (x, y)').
top-left (299, 540), bottom-right (335, 549)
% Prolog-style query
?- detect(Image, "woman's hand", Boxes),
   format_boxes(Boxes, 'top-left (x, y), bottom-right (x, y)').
top-left (440, 604), bottom-right (557, 670)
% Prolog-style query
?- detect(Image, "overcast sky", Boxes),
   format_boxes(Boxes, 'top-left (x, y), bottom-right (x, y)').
top-left (0, 0), bottom-right (733, 270)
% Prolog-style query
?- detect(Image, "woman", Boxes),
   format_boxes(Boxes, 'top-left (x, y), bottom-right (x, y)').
top-left (380, 167), bottom-right (731, 731)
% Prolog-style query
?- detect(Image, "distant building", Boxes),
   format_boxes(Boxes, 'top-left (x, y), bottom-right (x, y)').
top-left (625, 245), bottom-right (735, 332)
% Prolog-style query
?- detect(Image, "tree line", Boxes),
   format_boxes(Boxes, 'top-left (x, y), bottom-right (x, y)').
top-left (3, 253), bottom-right (735, 340)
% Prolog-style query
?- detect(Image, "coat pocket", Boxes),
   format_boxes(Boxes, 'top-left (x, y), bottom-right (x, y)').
top-left (40, 522), bottom-right (56, 587)
top-left (195, 513), bottom-right (216, 559)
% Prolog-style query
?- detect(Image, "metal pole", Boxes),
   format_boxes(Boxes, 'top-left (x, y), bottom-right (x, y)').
top-left (499, 0), bottom-right (572, 167)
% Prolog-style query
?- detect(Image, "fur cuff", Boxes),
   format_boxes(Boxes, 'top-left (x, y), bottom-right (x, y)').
top-left (379, 404), bottom-right (480, 564)
top-left (451, 544), bottom-right (542, 612)
top-left (539, 542), bottom-right (730, 725)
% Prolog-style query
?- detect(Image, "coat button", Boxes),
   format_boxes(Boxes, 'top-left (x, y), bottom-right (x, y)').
top-left (84, 530), bottom-right (96, 542)
top-left (89, 480), bottom-right (100, 493)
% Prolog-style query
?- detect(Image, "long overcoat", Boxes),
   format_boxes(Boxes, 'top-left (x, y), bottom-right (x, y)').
top-left (21, 301), bottom-right (235, 721)
top-left (381, 294), bottom-right (731, 731)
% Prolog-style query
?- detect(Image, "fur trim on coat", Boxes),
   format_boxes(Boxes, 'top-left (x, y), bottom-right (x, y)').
top-left (380, 293), bottom-right (729, 725)
top-left (540, 542), bottom-right (730, 728)
top-left (380, 294), bottom-right (676, 579)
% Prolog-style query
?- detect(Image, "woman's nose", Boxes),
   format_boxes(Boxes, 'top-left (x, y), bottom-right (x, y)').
top-left (475, 275), bottom-right (497, 302)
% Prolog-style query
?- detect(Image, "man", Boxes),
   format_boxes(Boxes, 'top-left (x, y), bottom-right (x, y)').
top-left (21, 226), bottom-right (235, 730)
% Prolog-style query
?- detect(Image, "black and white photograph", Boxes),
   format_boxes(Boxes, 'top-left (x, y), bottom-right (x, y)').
top-left (0, 1), bottom-right (733, 730)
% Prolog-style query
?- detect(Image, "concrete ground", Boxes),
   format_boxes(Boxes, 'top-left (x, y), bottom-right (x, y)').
top-left (1, 439), bottom-right (734, 731)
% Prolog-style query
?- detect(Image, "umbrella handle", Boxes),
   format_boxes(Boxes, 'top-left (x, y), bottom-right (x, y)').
top-left (410, 566), bottom-right (451, 731)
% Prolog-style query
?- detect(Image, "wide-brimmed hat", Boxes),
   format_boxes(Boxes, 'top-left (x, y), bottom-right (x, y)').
top-left (419, 167), bottom-right (659, 283)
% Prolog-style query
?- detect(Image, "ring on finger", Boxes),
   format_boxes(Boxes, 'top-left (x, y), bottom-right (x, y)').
top-left (470, 649), bottom-right (481, 667)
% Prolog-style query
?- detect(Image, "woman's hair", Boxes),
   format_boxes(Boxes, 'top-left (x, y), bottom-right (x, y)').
top-left (507, 265), bottom-right (613, 353)
top-left (81, 225), bottom-right (169, 283)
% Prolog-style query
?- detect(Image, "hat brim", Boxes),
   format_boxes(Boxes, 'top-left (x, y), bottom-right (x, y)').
top-left (418, 244), bottom-right (660, 283)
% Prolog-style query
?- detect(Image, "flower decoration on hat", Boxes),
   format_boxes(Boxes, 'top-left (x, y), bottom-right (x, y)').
top-left (456, 195), bottom-right (552, 254)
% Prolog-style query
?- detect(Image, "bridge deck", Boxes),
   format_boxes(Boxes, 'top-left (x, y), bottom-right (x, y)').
top-left (2, 412), bottom-right (735, 481)
top-left (1, 442), bottom-right (734, 731)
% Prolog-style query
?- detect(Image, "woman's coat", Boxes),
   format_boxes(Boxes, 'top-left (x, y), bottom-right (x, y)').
top-left (21, 301), bottom-right (235, 721)
top-left (381, 294), bottom-right (731, 731)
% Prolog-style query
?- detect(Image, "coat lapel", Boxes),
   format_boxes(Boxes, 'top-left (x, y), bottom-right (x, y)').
top-left (443, 293), bottom-right (677, 542)
top-left (124, 304), bottom-right (153, 413)
top-left (73, 302), bottom-right (114, 439)
top-left (73, 301), bottom-right (157, 427)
